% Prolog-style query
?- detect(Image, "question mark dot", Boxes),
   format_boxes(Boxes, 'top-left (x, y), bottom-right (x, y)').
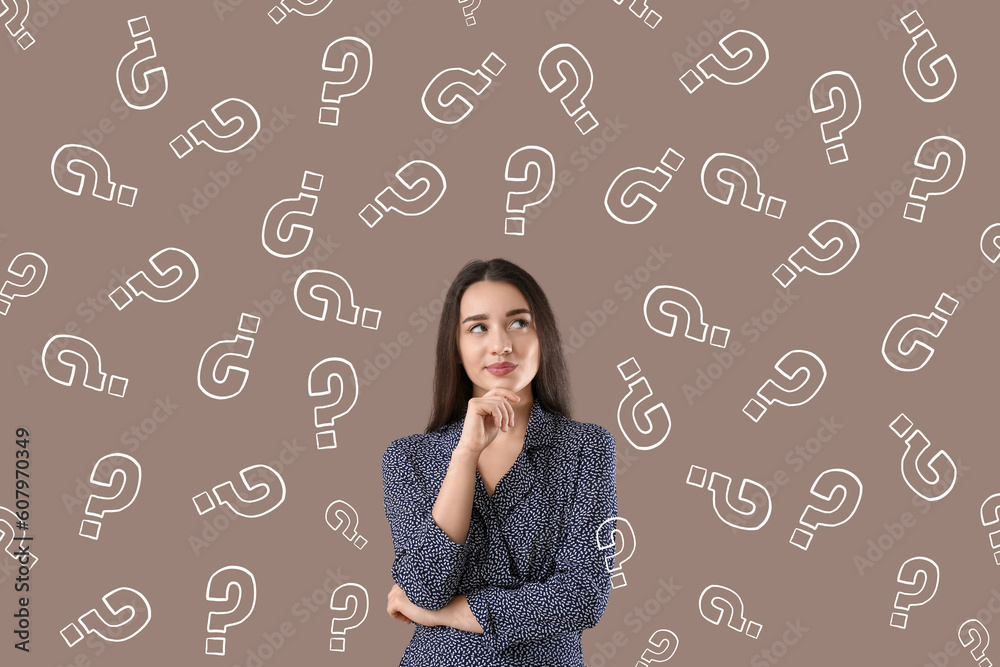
top-left (269, 6), bottom-right (287, 23)
top-left (331, 637), bottom-right (346, 652)
top-left (574, 112), bottom-right (598, 134)
top-left (743, 400), bottom-right (767, 422)
top-left (193, 492), bottom-right (217, 515)
top-left (317, 430), bottom-right (338, 449)
top-left (904, 202), bottom-right (926, 223)
top-left (504, 218), bottom-right (525, 236)
top-left (773, 264), bottom-right (797, 288)
top-left (107, 376), bottom-right (128, 397)
top-left (685, 465), bottom-right (708, 488)
top-left (827, 144), bottom-right (849, 164)
top-left (61, 623), bottom-right (84, 647)
top-left (789, 528), bottom-right (813, 550)
top-left (109, 287), bottom-right (134, 310)
top-left (708, 326), bottom-right (730, 348)
top-left (354, 535), bottom-right (367, 549)
top-left (764, 197), bottom-right (786, 218)
top-left (319, 107), bottom-right (340, 126)
top-left (206, 637), bottom-right (226, 655)
top-left (170, 136), bottom-right (194, 159)
top-left (79, 520), bottom-right (102, 540)
top-left (361, 308), bottom-right (381, 330)
top-left (890, 612), bottom-right (909, 629)
top-left (679, 70), bottom-right (704, 93)
top-left (900, 10), bottom-right (924, 33)
top-left (746, 622), bottom-right (762, 638)
top-left (359, 205), bottom-right (383, 228)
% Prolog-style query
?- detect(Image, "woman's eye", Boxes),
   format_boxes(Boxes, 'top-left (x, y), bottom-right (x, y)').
top-left (511, 318), bottom-right (529, 328)
top-left (470, 324), bottom-right (486, 333)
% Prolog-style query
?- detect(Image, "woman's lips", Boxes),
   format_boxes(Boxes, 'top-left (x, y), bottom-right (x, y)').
top-left (486, 363), bottom-right (515, 376)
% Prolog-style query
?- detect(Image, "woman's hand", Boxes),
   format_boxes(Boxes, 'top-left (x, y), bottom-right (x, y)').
top-left (456, 388), bottom-right (521, 457)
top-left (386, 583), bottom-right (439, 627)
top-left (386, 583), bottom-right (483, 634)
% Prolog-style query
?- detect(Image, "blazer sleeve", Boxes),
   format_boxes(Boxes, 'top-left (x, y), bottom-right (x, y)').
top-left (465, 426), bottom-right (618, 655)
top-left (382, 440), bottom-right (473, 611)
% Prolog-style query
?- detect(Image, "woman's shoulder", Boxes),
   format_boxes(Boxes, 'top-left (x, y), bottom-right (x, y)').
top-left (383, 420), bottom-right (462, 462)
top-left (546, 409), bottom-right (616, 452)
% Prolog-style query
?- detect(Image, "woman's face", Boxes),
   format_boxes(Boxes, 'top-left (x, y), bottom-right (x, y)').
top-left (456, 280), bottom-right (540, 401)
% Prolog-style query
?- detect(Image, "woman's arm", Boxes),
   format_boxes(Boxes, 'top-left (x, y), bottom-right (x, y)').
top-left (383, 442), bottom-right (476, 611)
top-left (431, 444), bottom-right (479, 545)
top-left (462, 428), bottom-right (619, 655)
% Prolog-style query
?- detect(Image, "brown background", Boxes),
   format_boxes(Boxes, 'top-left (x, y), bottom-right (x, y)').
top-left (3, 0), bottom-right (999, 665)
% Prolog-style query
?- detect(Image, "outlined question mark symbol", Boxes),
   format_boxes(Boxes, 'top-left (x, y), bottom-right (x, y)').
top-left (61, 587), bottom-right (152, 647)
top-left (899, 10), bottom-right (957, 103)
top-left (890, 556), bottom-right (939, 629)
top-left (308, 357), bottom-right (359, 449)
top-left (903, 135), bottom-right (965, 223)
top-left (981, 223), bottom-right (1000, 264)
top-left (422, 52), bottom-right (505, 125)
top-left (809, 71), bottom-right (861, 165)
top-left (686, 465), bottom-right (772, 531)
top-left (889, 413), bottom-right (956, 501)
top-left (79, 453), bottom-right (142, 540)
top-left (330, 583), bottom-right (369, 651)
top-left (269, 0), bottom-right (334, 24)
top-left (504, 145), bottom-right (555, 236)
top-left (881, 292), bottom-right (959, 372)
top-left (262, 171), bottom-right (324, 258)
top-left (698, 584), bottom-right (762, 638)
top-left (538, 43), bottom-right (599, 134)
top-left (773, 220), bottom-right (859, 287)
top-left (197, 313), bottom-right (260, 400)
top-left (2, 0), bottom-right (34, 49)
top-left (326, 500), bottom-right (367, 549)
top-left (457, 0), bottom-right (481, 26)
top-left (980, 492), bottom-right (1000, 565)
top-left (789, 468), bottom-right (863, 549)
top-left (359, 159), bottom-right (447, 228)
top-left (637, 629), bottom-right (679, 664)
top-left (193, 464), bottom-right (287, 519)
top-left (680, 30), bottom-right (769, 93)
top-left (170, 98), bottom-right (261, 158)
top-left (205, 566), bottom-right (256, 656)
top-left (744, 349), bottom-right (827, 422)
top-left (605, 149), bottom-right (684, 225)
top-left (294, 269), bottom-right (382, 329)
top-left (51, 144), bottom-right (137, 207)
top-left (116, 16), bottom-right (168, 110)
top-left (701, 152), bottom-right (786, 218)
top-left (42, 334), bottom-right (129, 397)
top-left (644, 285), bottom-right (730, 348)
top-left (616, 357), bottom-right (670, 451)
top-left (0, 252), bottom-right (47, 316)
top-left (596, 516), bottom-right (636, 588)
top-left (319, 37), bottom-right (373, 126)
top-left (959, 619), bottom-right (992, 667)
top-left (110, 247), bottom-right (199, 310)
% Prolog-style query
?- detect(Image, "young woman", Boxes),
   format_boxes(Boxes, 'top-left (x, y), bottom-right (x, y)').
top-left (382, 258), bottom-right (619, 666)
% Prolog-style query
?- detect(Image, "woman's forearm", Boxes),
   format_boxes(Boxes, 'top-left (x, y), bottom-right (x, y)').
top-left (431, 444), bottom-right (479, 544)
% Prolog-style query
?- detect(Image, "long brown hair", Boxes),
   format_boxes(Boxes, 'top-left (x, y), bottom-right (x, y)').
top-left (424, 258), bottom-right (571, 433)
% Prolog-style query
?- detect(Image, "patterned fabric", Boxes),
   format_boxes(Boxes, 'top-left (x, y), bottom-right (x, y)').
top-left (382, 397), bottom-right (619, 666)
